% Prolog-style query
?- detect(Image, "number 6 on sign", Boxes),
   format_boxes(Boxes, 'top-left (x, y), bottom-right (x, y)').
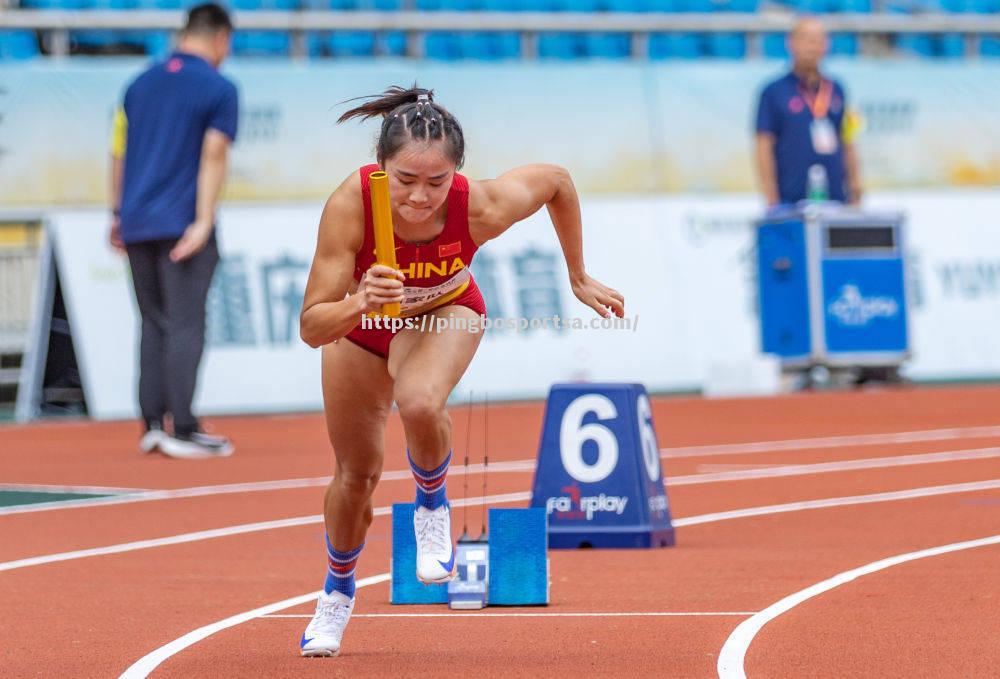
top-left (559, 394), bottom-right (619, 484)
top-left (531, 383), bottom-right (675, 549)
top-left (637, 394), bottom-right (660, 482)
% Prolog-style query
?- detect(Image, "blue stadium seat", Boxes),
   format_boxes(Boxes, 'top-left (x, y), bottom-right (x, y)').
top-left (710, 0), bottom-right (758, 10)
top-left (829, 32), bottom-right (857, 55)
top-left (379, 31), bottom-right (408, 55)
top-left (793, 0), bottom-right (832, 12)
top-left (936, 0), bottom-right (997, 57)
top-left (762, 32), bottom-right (787, 59)
top-left (233, 32), bottom-right (292, 55)
top-left (330, 31), bottom-right (376, 56)
top-left (459, 33), bottom-right (496, 60)
top-left (648, 0), bottom-right (703, 59)
top-left (425, 32), bottom-right (463, 60)
top-left (0, 31), bottom-right (40, 60)
top-left (939, 0), bottom-right (1000, 11)
top-left (538, 33), bottom-right (585, 59)
top-left (895, 34), bottom-right (935, 57)
top-left (648, 34), bottom-right (701, 60)
top-left (132, 0), bottom-right (182, 53)
top-left (584, 33), bottom-right (631, 59)
top-left (20, 0), bottom-right (87, 8)
top-left (74, 0), bottom-right (137, 52)
top-left (708, 0), bottom-right (753, 59)
top-left (938, 34), bottom-right (966, 57)
top-left (482, 0), bottom-right (528, 9)
top-left (606, 0), bottom-right (652, 9)
top-left (982, 36), bottom-right (1000, 57)
top-left (231, 0), bottom-right (296, 56)
top-left (706, 33), bottom-right (746, 59)
top-left (832, 0), bottom-right (871, 11)
top-left (143, 31), bottom-right (173, 57)
top-left (417, 0), bottom-right (486, 9)
top-left (132, 0), bottom-right (206, 10)
top-left (303, 0), bottom-right (399, 58)
top-left (885, 1), bottom-right (935, 57)
top-left (458, 32), bottom-right (521, 59)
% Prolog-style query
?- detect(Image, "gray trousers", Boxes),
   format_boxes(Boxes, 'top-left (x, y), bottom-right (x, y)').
top-left (125, 238), bottom-right (218, 437)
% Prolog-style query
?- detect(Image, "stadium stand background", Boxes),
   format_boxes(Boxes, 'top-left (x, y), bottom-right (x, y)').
top-left (3, 0), bottom-right (1000, 61)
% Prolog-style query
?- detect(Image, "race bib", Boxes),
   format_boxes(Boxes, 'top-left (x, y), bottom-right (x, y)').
top-left (399, 268), bottom-right (471, 317)
top-left (811, 117), bottom-right (839, 155)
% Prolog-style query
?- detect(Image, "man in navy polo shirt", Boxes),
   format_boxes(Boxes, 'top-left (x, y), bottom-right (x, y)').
top-left (109, 3), bottom-right (237, 458)
top-left (754, 16), bottom-right (862, 208)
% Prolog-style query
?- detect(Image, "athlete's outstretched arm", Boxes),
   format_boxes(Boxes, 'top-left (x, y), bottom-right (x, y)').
top-left (300, 173), bottom-right (405, 348)
top-left (471, 164), bottom-right (624, 318)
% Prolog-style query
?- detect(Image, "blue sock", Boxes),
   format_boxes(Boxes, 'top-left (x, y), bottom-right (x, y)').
top-left (408, 449), bottom-right (451, 510)
top-left (324, 535), bottom-right (364, 598)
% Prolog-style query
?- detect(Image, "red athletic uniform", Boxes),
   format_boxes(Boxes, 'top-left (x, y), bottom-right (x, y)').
top-left (344, 164), bottom-right (487, 359)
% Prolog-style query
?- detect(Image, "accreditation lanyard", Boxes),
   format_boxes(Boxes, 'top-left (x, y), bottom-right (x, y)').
top-left (799, 78), bottom-right (838, 155)
top-left (798, 78), bottom-right (833, 120)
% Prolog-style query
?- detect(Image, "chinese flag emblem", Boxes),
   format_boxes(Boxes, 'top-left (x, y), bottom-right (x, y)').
top-left (438, 242), bottom-right (462, 257)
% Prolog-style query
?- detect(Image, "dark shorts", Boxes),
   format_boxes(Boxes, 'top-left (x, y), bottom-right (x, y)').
top-left (344, 278), bottom-right (487, 360)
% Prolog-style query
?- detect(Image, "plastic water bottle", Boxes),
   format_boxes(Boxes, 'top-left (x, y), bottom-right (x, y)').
top-left (807, 164), bottom-right (829, 202)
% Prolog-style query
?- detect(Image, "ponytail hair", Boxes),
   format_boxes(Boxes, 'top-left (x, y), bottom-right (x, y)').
top-left (338, 84), bottom-right (465, 169)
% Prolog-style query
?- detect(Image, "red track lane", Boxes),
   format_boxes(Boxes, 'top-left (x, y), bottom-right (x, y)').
top-left (3, 386), bottom-right (1000, 677)
top-left (3, 444), bottom-right (999, 564)
top-left (2, 475), bottom-right (998, 676)
top-left (3, 387), bottom-right (1000, 489)
top-left (147, 491), bottom-right (1000, 678)
top-left (746, 542), bottom-right (1000, 678)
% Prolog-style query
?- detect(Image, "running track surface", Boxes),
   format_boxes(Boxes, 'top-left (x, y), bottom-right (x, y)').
top-left (2, 385), bottom-right (999, 678)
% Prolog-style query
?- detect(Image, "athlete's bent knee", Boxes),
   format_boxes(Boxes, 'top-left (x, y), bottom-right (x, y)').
top-left (335, 466), bottom-right (380, 499)
top-left (395, 389), bottom-right (446, 427)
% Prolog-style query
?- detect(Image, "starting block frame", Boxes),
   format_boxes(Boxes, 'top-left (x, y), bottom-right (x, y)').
top-left (390, 503), bottom-right (549, 607)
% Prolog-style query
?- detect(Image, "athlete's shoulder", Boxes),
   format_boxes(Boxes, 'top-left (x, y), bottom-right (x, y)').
top-left (326, 169), bottom-right (364, 212)
top-left (465, 177), bottom-right (493, 228)
top-left (318, 170), bottom-right (365, 252)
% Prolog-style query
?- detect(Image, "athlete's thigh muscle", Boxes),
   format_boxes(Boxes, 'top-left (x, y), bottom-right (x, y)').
top-left (321, 338), bottom-right (394, 472)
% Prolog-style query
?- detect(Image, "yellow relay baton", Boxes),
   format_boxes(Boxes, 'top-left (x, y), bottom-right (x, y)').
top-left (368, 171), bottom-right (401, 318)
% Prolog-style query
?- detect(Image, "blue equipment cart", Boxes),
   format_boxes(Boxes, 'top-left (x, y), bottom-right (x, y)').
top-left (756, 204), bottom-right (910, 371)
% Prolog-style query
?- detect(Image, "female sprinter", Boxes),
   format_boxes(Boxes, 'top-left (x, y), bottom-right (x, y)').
top-left (297, 86), bottom-right (624, 657)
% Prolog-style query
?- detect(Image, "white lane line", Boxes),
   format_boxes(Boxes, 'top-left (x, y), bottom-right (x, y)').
top-left (0, 462), bottom-right (534, 516)
top-left (0, 492), bottom-right (530, 573)
top-left (114, 477), bottom-right (1000, 678)
top-left (6, 444), bottom-right (999, 517)
top-left (662, 425), bottom-right (1000, 459)
top-left (260, 612), bottom-right (758, 619)
top-left (673, 478), bottom-right (1000, 527)
top-left (0, 483), bottom-right (147, 494)
top-left (118, 575), bottom-right (389, 679)
top-left (666, 447), bottom-right (1000, 486)
top-left (716, 534), bottom-right (1000, 679)
top-left (7, 423), bottom-right (1000, 514)
top-left (7, 478), bottom-right (1000, 574)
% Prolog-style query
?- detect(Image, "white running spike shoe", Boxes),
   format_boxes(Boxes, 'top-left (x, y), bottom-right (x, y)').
top-left (159, 431), bottom-right (234, 459)
top-left (138, 424), bottom-right (165, 455)
top-left (414, 504), bottom-right (456, 584)
top-left (300, 590), bottom-right (355, 657)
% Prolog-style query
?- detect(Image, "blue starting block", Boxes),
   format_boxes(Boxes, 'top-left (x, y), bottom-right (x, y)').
top-left (530, 383), bottom-right (675, 549)
top-left (392, 504), bottom-right (549, 607)
top-left (390, 502), bottom-right (447, 604)
top-left (487, 507), bottom-right (549, 606)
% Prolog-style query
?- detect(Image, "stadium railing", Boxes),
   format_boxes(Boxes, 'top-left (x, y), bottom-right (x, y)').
top-left (2, 10), bottom-right (1000, 58)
